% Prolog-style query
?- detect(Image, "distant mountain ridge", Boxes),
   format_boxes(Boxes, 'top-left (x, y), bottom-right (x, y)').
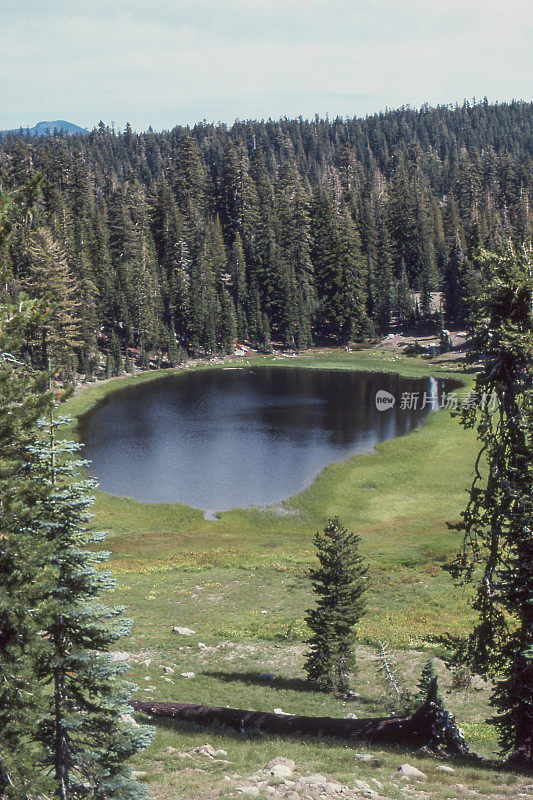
top-left (1, 120), bottom-right (88, 137)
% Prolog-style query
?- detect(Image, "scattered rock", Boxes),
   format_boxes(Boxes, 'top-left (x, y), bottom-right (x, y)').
top-left (397, 764), bottom-right (427, 780)
top-left (198, 642), bottom-right (208, 649)
top-left (324, 780), bottom-right (343, 793)
top-left (111, 650), bottom-right (131, 661)
top-left (143, 676), bottom-right (151, 681)
top-left (354, 753), bottom-right (374, 762)
top-left (259, 672), bottom-right (276, 680)
top-left (141, 659), bottom-right (152, 666)
top-left (177, 752), bottom-right (193, 759)
top-left (371, 778), bottom-right (382, 790)
top-left (265, 757), bottom-right (296, 772)
top-left (180, 671), bottom-right (195, 679)
top-left (353, 778), bottom-right (378, 796)
top-left (172, 626), bottom-right (195, 635)
top-left (236, 788), bottom-right (260, 797)
top-left (131, 771), bottom-right (147, 778)
top-left (285, 792), bottom-right (300, 800)
top-left (437, 764), bottom-right (455, 774)
top-left (163, 666), bottom-right (175, 674)
top-left (453, 784), bottom-right (479, 796)
top-left (299, 774), bottom-right (328, 787)
top-left (120, 713), bottom-right (140, 727)
top-left (273, 707), bottom-right (293, 716)
top-left (163, 677), bottom-right (175, 683)
top-left (269, 764), bottom-right (294, 779)
top-left (193, 744), bottom-right (227, 758)
top-left (345, 712), bottom-right (358, 719)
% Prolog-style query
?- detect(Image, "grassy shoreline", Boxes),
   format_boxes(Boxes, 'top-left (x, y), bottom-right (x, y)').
top-left (63, 348), bottom-right (477, 647)
top-left (62, 349), bottom-right (529, 796)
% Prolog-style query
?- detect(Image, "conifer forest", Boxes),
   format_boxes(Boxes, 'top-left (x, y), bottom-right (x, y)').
top-left (1, 100), bottom-right (532, 374)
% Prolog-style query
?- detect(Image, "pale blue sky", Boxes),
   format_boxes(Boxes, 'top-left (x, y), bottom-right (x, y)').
top-left (1, 0), bottom-right (531, 131)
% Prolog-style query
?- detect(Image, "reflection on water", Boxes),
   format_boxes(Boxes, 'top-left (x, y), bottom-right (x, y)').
top-left (78, 367), bottom-right (451, 515)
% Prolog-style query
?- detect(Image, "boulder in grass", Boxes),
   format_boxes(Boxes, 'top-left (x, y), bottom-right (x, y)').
top-left (265, 757), bottom-right (296, 772)
top-left (397, 763), bottom-right (427, 779)
top-left (172, 626), bottom-right (195, 635)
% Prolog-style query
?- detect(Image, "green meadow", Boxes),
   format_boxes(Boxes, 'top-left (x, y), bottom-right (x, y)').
top-left (60, 349), bottom-right (530, 800)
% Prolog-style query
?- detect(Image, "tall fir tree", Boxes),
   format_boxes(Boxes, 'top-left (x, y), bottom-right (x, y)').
top-left (304, 517), bottom-right (368, 693)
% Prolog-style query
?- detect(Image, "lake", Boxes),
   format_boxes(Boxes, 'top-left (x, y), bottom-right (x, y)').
top-left (78, 367), bottom-right (448, 517)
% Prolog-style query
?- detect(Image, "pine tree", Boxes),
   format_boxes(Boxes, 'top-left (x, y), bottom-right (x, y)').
top-left (304, 517), bottom-right (368, 693)
top-left (24, 227), bottom-right (81, 373)
top-left (0, 185), bottom-right (154, 797)
top-left (0, 358), bottom-right (52, 798)
top-left (32, 412), bottom-right (154, 798)
top-left (416, 659), bottom-right (437, 703)
top-left (448, 247), bottom-right (533, 768)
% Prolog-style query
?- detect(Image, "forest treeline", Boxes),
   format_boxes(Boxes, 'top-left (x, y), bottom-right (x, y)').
top-left (0, 99), bottom-right (532, 376)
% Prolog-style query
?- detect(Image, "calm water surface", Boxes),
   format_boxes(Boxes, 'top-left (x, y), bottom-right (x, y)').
top-left (78, 367), bottom-right (447, 517)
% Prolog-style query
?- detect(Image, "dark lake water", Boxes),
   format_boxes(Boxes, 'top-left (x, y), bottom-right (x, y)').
top-left (78, 367), bottom-right (447, 517)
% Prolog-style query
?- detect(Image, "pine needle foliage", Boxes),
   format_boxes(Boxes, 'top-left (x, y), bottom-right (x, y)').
top-left (31, 413), bottom-right (154, 800)
top-left (0, 183), bottom-right (154, 799)
top-left (447, 246), bottom-right (533, 768)
top-left (304, 517), bottom-right (368, 693)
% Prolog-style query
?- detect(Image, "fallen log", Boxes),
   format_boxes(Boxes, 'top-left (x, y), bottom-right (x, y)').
top-left (131, 677), bottom-right (469, 757)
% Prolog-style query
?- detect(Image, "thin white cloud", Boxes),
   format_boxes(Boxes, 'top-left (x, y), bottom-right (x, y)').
top-left (1, 0), bottom-right (531, 129)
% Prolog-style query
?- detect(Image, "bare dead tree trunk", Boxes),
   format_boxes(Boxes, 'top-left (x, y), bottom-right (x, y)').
top-left (131, 678), bottom-right (469, 757)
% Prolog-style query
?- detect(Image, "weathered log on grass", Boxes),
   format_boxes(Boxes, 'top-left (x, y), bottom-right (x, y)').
top-left (131, 678), bottom-right (469, 757)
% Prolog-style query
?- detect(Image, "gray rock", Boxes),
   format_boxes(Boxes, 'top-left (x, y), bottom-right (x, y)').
top-left (299, 774), bottom-right (328, 786)
top-left (163, 666), bottom-right (175, 674)
top-left (285, 792), bottom-right (300, 800)
top-left (437, 764), bottom-right (455, 774)
top-left (180, 671), bottom-right (195, 679)
top-left (324, 779), bottom-right (343, 793)
top-left (265, 757), bottom-right (296, 772)
top-left (236, 788), bottom-right (260, 797)
top-left (120, 713), bottom-right (140, 727)
top-left (111, 650), bottom-right (131, 661)
top-left (353, 778), bottom-right (378, 796)
top-left (397, 763), bottom-right (427, 780)
top-left (344, 712), bottom-right (358, 719)
top-left (269, 765), bottom-right (294, 779)
top-left (172, 626), bottom-right (195, 635)
top-left (259, 672), bottom-right (276, 680)
top-left (354, 753), bottom-right (374, 762)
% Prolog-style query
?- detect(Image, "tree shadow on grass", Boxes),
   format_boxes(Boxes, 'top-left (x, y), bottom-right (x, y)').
top-left (201, 670), bottom-right (376, 705)
top-left (132, 711), bottom-right (503, 775)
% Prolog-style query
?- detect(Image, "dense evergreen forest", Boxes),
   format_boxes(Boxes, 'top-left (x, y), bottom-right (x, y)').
top-left (1, 100), bottom-right (532, 376)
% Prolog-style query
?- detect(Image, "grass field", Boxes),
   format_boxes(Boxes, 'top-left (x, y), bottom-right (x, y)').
top-left (62, 349), bottom-right (533, 799)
